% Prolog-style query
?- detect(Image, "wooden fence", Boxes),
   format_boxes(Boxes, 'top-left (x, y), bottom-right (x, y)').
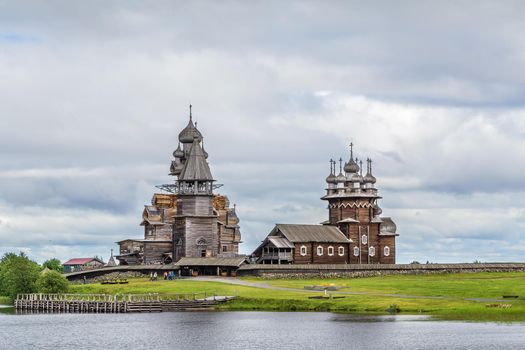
top-left (14, 293), bottom-right (236, 314)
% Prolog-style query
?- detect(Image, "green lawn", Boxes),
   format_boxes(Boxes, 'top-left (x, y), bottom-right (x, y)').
top-left (244, 272), bottom-right (525, 299)
top-left (0, 296), bottom-right (10, 304)
top-left (67, 272), bottom-right (525, 322)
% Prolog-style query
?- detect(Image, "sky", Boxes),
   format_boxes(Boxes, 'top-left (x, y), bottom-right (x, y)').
top-left (0, 1), bottom-right (524, 264)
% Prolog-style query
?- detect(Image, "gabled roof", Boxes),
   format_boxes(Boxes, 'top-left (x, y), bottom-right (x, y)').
top-left (337, 218), bottom-right (359, 223)
top-left (178, 138), bottom-right (214, 181)
top-left (273, 224), bottom-right (351, 243)
top-left (268, 236), bottom-right (294, 249)
top-left (63, 257), bottom-right (104, 266)
top-left (174, 257), bottom-right (246, 267)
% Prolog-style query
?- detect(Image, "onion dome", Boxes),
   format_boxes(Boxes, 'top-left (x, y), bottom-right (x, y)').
top-left (364, 173), bottom-right (376, 184)
top-left (170, 160), bottom-right (183, 176)
top-left (363, 158), bottom-right (377, 184)
top-left (344, 142), bottom-right (360, 173)
top-left (336, 172), bottom-right (347, 183)
top-left (326, 159), bottom-right (337, 183)
top-left (335, 158), bottom-right (347, 182)
top-left (173, 143), bottom-right (184, 158)
top-left (326, 173), bottom-right (337, 184)
top-left (178, 105), bottom-right (203, 143)
top-left (344, 159), bottom-right (360, 173)
top-left (373, 204), bottom-right (383, 216)
top-left (350, 172), bottom-right (364, 183)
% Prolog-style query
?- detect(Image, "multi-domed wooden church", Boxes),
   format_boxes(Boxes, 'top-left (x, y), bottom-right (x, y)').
top-left (252, 143), bottom-right (398, 264)
top-left (116, 107), bottom-right (243, 270)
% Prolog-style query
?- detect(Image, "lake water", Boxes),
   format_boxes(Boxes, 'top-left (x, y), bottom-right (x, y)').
top-left (1, 309), bottom-right (524, 349)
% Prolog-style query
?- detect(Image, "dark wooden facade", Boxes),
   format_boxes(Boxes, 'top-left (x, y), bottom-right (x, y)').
top-left (252, 144), bottom-right (398, 265)
top-left (252, 224), bottom-right (352, 265)
top-left (322, 146), bottom-right (398, 264)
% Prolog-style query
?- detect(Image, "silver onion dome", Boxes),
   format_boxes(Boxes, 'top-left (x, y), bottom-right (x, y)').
top-left (350, 172), bottom-right (364, 183)
top-left (364, 173), bottom-right (376, 184)
top-left (178, 120), bottom-right (202, 143)
top-left (173, 143), bottom-right (184, 158)
top-left (344, 159), bottom-right (360, 173)
top-left (335, 172), bottom-right (347, 183)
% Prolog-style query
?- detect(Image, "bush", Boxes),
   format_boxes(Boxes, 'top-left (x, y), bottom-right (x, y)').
top-left (0, 252), bottom-right (41, 300)
top-left (42, 258), bottom-right (64, 273)
top-left (36, 270), bottom-right (69, 293)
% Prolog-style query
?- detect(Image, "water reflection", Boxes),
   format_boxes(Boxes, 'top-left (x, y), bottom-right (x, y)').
top-left (0, 311), bottom-right (524, 350)
top-left (330, 313), bottom-right (431, 322)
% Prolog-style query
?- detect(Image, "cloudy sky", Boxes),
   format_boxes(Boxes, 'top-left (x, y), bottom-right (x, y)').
top-left (1, 1), bottom-right (524, 264)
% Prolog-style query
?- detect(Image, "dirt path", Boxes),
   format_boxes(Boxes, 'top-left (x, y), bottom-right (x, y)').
top-left (193, 276), bottom-right (511, 303)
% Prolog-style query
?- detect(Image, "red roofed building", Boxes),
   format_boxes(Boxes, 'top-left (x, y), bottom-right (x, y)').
top-left (63, 257), bottom-right (105, 273)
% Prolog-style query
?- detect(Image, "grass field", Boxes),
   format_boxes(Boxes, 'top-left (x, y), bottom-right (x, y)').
top-left (68, 272), bottom-right (525, 322)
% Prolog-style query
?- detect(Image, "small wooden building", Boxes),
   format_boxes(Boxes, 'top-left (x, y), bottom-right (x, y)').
top-left (174, 256), bottom-right (247, 276)
top-left (63, 257), bottom-right (105, 273)
top-left (252, 224), bottom-right (352, 264)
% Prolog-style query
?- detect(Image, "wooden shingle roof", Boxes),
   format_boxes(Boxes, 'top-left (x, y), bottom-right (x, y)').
top-left (174, 257), bottom-right (246, 267)
top-left (178, 138), bottom-right (214, 181)
top-left (274, 224), bottom-right (351, 243)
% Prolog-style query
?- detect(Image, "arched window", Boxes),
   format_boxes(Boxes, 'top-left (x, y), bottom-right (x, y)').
top-left (317, 246), bottom-right (323, 256)
top-left (197, 238), bottom-right (207, 246)
top-left (353, 246), bottom-right (359, 256)
top-left (384, 246), bottom-right (390, 256)
top-left (328, 246), bottom-right (334, 256)
top-left (361, 234), bottom-right (368, 245)
top-left (369, 246), bottom-right (376, 257)
top-left (338, 246), bottom-right (345, 256)
top-left (300, 245), bottom-right (307, 256)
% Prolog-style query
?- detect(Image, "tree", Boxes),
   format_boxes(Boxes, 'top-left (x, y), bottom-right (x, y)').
top-left (42, 258), bottom-right (63, 273)
top-left (0, 252), bottom-right (41, 300)
top-left (36, 270), bottom-right (69, 294)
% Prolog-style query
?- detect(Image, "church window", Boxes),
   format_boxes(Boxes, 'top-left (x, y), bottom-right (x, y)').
top-left (338, 246), bottom-right (345, 256)
top-left (361, 234), bottom-right (368, 245)
top-left (328, 246), bottom-right (334, 256)
top-left (384, 246), bottom-right (390, 256)
top-left (300, 245), bottom-right (307, 256)
top-left (222, 245), bottom-right (228, 252)
top-left (317, 246), bottom-right (323, 256)
top-left (197, 238), bottom-right (207, 246)
top-left (369, 246), bottom-right (376, 257)
top-left (353, 247), bottom-right (360, 256)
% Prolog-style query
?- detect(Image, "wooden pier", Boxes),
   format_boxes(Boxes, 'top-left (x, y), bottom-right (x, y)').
top-left (15, 293), bottom-right (236, 314)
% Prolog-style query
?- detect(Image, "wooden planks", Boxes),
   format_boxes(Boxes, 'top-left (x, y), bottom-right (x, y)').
top-left (14, 293), bottom-right (236, 314)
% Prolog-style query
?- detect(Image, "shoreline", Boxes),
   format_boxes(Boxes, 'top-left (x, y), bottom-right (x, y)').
top-left (4, 272), bottom-right (525, 322)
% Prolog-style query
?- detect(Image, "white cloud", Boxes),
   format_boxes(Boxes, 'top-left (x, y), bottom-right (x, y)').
top-left (0, 1), bottom-right (524, 264)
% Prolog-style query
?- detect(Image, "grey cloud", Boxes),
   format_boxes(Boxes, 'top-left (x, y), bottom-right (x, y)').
top-left (0, 1), bottom-right (524, 263)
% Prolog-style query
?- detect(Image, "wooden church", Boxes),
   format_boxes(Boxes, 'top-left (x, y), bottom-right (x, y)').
top-left (252, 143), bottom-right (398, 264)
top-left (116, 107), bottom-right (242, 267)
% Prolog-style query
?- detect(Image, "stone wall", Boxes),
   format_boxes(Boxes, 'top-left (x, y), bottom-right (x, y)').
top-left (237, 263), bottom-right (525, 279)
top-left (69, 271), bottom-right (148, 284)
